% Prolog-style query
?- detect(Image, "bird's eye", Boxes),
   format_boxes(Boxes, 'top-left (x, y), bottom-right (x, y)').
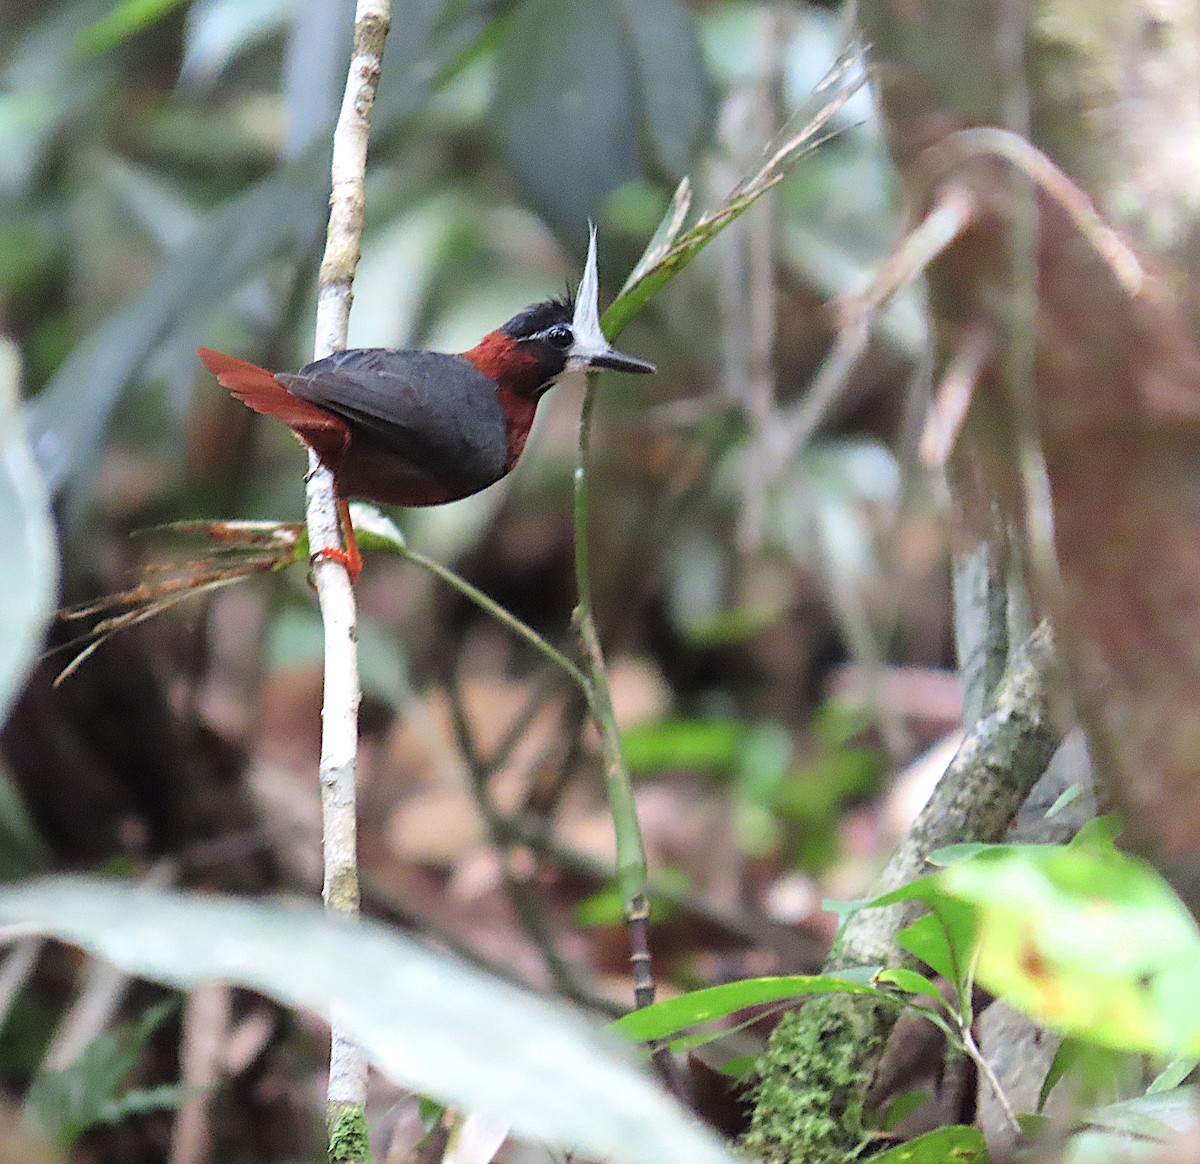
top-left (542, 324), bottom-right (573, 350)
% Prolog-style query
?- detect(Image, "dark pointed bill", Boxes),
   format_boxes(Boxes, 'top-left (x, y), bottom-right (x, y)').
top-left (587, 349), bottom-right (655, 374)
top-left (568, 224), bottom-right (656, 375)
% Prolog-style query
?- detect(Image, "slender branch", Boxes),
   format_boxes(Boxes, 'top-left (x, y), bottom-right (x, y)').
top-left (443, 674), bottom-right (600, 1006)
top-left (393, 543), bottom-right (588, 692)
top-left (961, 1021), bottom-right (1024, 1139)
top-left (572, 371), bottom-right (689, 1102)
top-left (306, 2), bottom-right (389, 1157)
top-left (774, 183), bottom-right (977, 472)
top-left (747, 621), bottom-right (1063, 1160)
top-left (572, 382), bottom-right (648, 917)
top-left (832, 621), bottom-right (1061, 969)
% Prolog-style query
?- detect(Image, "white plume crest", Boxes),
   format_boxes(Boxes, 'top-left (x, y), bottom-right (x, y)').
top-left (569, 222), bottom-right (610, 364)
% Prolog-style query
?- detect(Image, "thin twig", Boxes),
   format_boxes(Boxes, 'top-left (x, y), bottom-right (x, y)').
top-left (962, 1022), bottom-right (1024, 1138)
top-left (773, 182), bottom-right (978, 468)
top-left (920, 322), bottom-right (993, 469)
top-left (935, 127), bottom-right (1144, 295)
top-left (573, 370), bottom-right (689, 1103)
top-left (443, 673), bottom-right (598, 1005)
top-left (0, 939), bottom-right (43, 1029)
top-left (395, 544), bottom-right (588, 692)
top-left (169, 983), bottom-right (232, 1164)
top-left (307, 1), bottom-right (390, 1156)
top-left (572, 386), bottom-right (646, 906)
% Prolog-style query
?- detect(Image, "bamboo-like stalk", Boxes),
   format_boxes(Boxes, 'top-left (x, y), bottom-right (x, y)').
top-left (572, 374), bottom-right (690, 1101)
top-left (305, 3), bottom-right (390, 1160)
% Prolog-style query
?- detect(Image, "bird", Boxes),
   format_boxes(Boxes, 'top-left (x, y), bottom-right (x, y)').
top-left (198, 227), bottom-right (654, 580)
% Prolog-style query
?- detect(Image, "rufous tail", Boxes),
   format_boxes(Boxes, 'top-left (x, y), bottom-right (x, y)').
top-left (196, 348), bottom-right (350, 457)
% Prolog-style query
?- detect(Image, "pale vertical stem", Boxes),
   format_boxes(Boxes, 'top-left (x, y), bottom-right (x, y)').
top-left (169, 982), bottom-right (231, 1164)
top-left (305, 0), bottom-right (390, 1155)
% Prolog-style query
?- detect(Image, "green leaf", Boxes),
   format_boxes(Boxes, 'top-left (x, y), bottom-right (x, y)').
top-left (1017, 1112), bottom-right (1052, 1141)
top-left (940, 846), bottom-right (1200, 1056)
top-left (617, 0), bottom-right (713, 176)
top-left (0, 342), bottom-right (58, 729)
top-left (611, 969), bottom-right (886, 1042)
top-left (492, 0), bottom-right (640, 239)
top-left (1037, 1039), bottom-right (1140, 1112)
top-left (1039, 1037), bottom-right (1079, 1112)
top-left (491, 0), bottom-right (710, 240)
top-left (1045, 783), bottom-right (1083, 818)
top-left (874, 967), bottom-right (946, 1010)
top-left (895, 902), bottom-right (976, 991)
top-left (868, 1125), bottom-right (988, 1162)
top-left (880, 1089), bottom-right (930, 1133)
top-left (829, 872), bottom-right (942, 916)
top-left (927, 843), bottom-right (995, 866)
top-left (1084, 1087), bottom-right (1195, 1141)
top-left (718, 1053), bottom-right (757, 1079)
top-left (620, 718), bottom-right (743, 777)
top-left (1147, 1057), bottom-right (1198, 1094)
top-left (346, 503), bottom-right (405, 553)
top-left (1068, 815), bottom-right (1122, 851)
top-left (417, 1095), bottom-right (447, 1149)
top-left (0, 877), bottom-right (736, 1164)
top-left (614, 177), bottom-right (691, 301)
top-left (75, 0), bottom-right (191, 57)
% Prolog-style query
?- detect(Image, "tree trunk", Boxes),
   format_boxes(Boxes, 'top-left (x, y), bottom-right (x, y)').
top-left (745, 3), bottom-right (1200, 1158)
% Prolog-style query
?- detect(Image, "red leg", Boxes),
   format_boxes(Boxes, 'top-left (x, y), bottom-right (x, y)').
top-left (311, 497), bottom-right (362, 583)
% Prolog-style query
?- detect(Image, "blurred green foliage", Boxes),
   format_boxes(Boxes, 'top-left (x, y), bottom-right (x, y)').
top-left (0, 878), bottom-right (739, 1164)
top-left (622, 703), bottom-right (881, 872)
top-left (825, 827), bottom-right (1200, 1158)
top-left (24, 1001), bottom-right (184, 1149)
top-left (1, 0), bottom-right (915, 857)
top-left (2, 0), bottom-right (919, 945)
top-left (0, 340), bottom-right (57, 775)
top-left (869, 1126), bottom-right (988, 1162)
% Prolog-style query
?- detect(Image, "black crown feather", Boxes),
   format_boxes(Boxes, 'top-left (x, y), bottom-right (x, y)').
top-left (499, 296), bottom-right (574, 340)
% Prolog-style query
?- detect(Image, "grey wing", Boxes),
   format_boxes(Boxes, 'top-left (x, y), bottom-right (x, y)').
top-left (278, 349), bottom-right (510, 490)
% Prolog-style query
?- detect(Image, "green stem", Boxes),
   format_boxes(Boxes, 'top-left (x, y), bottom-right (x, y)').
top-left (572, 374), bottom-right (648, 914)
top-left (396, 544), bottom-right (589, 693)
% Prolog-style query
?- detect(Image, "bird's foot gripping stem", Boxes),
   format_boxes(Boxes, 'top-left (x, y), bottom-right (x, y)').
top-left (310, 497), bottom-right (363, 583)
